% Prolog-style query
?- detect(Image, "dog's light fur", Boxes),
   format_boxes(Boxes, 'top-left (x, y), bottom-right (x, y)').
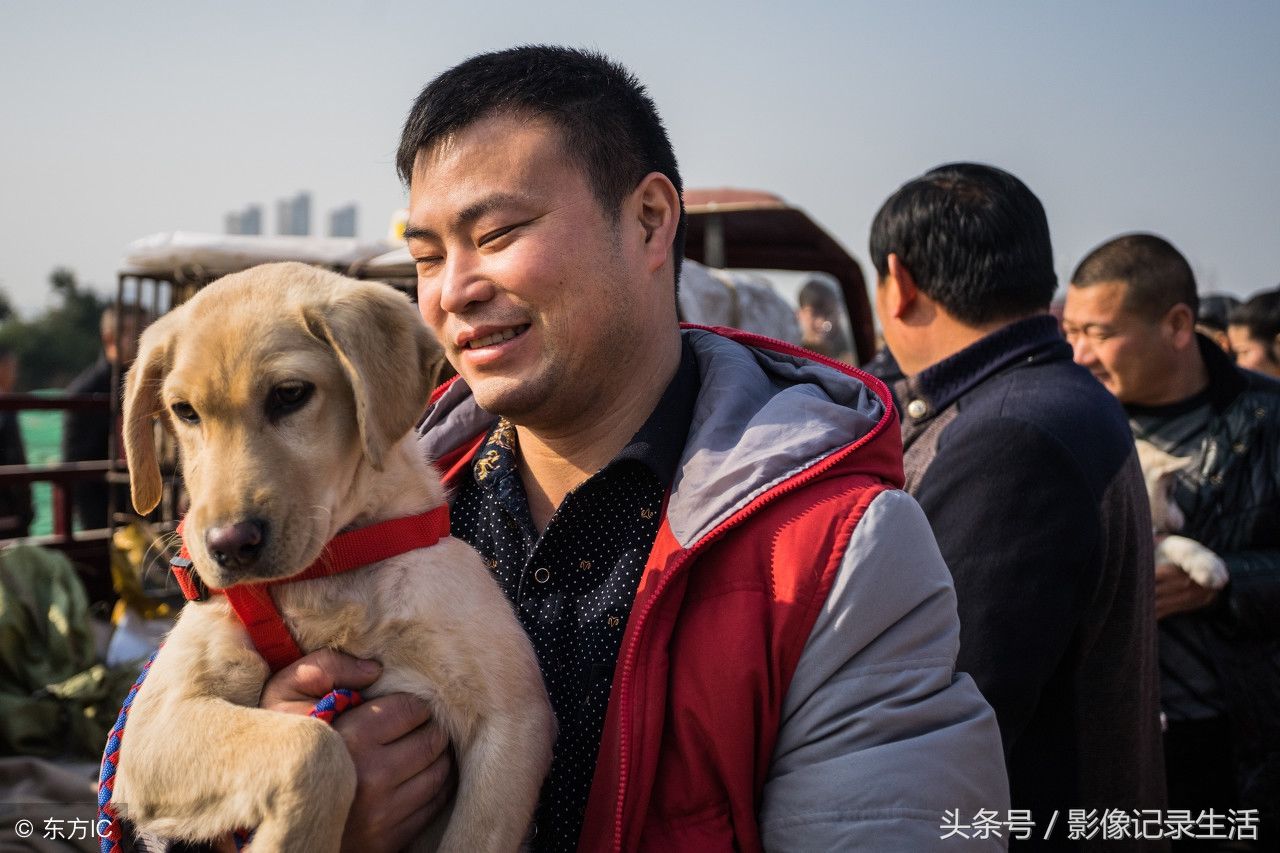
top-left (1134, 439), bottom-right (1229, 590)
top-left (113, 262), bottom-right (554, 852)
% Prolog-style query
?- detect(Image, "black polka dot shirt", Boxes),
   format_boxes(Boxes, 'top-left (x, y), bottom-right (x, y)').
top-left (450, 340), bottom-right (699, 852)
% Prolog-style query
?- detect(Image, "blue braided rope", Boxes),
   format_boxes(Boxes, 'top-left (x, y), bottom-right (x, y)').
top-left (98, 650), bottom-right (158, 853)
top-left (97, 653), bottom-right (363, 853)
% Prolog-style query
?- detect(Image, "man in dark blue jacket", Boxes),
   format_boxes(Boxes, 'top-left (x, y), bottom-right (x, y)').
top-left (867, 163), bottom-right (1167, 850)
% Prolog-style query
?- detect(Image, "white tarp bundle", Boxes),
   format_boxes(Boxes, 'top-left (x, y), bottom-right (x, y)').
top-left (121, 232), bottom-right (394, 279)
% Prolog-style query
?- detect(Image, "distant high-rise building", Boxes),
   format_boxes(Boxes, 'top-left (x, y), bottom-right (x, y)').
top-left (276, 192), bottom-right (311, 236)
top-left (328, 204), bottom-right (357, 238)
top-left (224, 204), bottom-right (263, 235)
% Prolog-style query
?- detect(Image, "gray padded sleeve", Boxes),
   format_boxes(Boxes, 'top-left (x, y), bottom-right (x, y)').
top-left (761, 489), bottom-right (1011, 851)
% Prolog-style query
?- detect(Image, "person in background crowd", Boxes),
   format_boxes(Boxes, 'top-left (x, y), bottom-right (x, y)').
top-left (1064, 234), bottom-right (1280, 852)
top-left (867, 162), bottom-right (1166, 851)
top-left (258, 46), bottom-right (1010, 852)
top-left (1196, 293), bottom-right (1240, 356)
top-left (0, 345), bottom-right (33, 538)
top-left (1228, 288), bottom-right (1280, 379)
top-left (63, 305), bottom-right (142, 530)
top-left (795, 276), bottom-right (854, 362)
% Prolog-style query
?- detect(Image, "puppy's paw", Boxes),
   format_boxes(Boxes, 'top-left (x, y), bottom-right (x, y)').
top-left (1160, 535), bottom-right (1229, 590)
top-left (1183, 552), bottom-right (1229, 590)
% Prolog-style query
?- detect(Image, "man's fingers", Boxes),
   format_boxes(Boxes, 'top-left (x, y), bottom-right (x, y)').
top-left (334, 692), bottom-right (435, 747)
top-left (358, 751), bottom-right (454, 850)
top-left (385, 746), bottom-right (455, 825)
top-left (261, 649), bottom-right (382, 708)
top-left (371, 719), bottom-right (450, 787)
top-left (289, 648), bottom-right (383, 695)
top-left (335, 702), bottom-right (453, 853)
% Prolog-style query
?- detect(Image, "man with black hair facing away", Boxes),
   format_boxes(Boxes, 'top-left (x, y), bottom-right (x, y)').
top-left (1065, 235), bottom-right (1280, 851)
top-left (242, 47), bottom-right (1011, 852)
top-left (867, 163), bottom-right (1166, 850)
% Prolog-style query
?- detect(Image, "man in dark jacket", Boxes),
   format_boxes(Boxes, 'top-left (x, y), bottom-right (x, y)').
top-left (63, 305), bottom-right (140, 530)
top-left (1066, 234), bottom-right (1280, 852)
top-left (867, 163), bottom-right (1166, 850)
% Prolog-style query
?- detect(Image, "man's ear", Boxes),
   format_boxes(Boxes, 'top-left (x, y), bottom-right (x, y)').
top-left (1163, 303), bottom-right (1198, 349)
top-left (884, 254), bottom-right (920, 320)
top-left (629, 172), bottom-right (681, 275)
top-left (303, 281), bottom-right (444, 471)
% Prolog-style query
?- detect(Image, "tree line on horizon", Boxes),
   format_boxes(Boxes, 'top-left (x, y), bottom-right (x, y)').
top-left (0, 269), bottom-right (107, 391)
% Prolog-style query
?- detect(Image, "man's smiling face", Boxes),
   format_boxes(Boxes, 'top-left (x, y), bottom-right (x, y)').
top-left (1062, 279), bottom-right (1178, 405)
top-left (406, 112), bottom-right (648, 428)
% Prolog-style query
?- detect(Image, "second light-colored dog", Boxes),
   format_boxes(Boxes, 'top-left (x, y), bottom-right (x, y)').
top-left (111, 262), bottom-right (554, 852)
top-left (1135, 438), bottom-right (1229, 590)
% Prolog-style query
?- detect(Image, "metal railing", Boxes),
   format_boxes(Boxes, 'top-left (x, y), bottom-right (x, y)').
top-left (0, 392), bottom-right (116, 598)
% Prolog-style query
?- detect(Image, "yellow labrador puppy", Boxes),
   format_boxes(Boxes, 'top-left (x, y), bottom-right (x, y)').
top-left (111, 262), bottom-right (554, 852)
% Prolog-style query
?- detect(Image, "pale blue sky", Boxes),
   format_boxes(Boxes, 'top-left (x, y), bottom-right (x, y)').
top-left (2, 1), bottom-right (1277, 314)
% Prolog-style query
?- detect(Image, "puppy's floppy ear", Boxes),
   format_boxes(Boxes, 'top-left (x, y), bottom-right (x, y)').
top-left (122, 313), bottom-right (177, 515)
top-left (304, 282), bottom-right (444, 471)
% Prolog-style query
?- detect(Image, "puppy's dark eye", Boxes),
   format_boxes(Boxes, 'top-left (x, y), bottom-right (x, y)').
top-left (268, 382), bottom-right (314, 417)
top-left (171, 402), bottom-right (200, 424)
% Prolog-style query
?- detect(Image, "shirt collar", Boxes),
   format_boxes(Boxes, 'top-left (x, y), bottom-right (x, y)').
top-left (610, 336), bottom-right (699, 486)
top-left (1196, 332), bottom-right (1249, 413)
top-left (893, 314), bottom-right (1066, 424)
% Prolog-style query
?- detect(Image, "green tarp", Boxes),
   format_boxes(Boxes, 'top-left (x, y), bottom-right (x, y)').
top-left (0, 545), bottom-right (137, 758)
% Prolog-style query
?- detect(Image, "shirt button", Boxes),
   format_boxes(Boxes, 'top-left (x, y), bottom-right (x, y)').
top-left (533, 567), bottom-right (551, 584)
top-left (1232, 442), bottom-right (1247, 455)
top-left (906, 399), bottom-right (929, 419)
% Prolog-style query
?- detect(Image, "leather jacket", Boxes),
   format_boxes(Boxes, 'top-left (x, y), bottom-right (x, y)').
top-left (1133, 336), bottom-right (1280, 819)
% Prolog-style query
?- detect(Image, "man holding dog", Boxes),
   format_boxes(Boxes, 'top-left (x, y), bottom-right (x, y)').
top-left (865, 163), bottom-right (1166, 849)
top-left (1064, 234), bottom-right (1280, 850)
top-left (263, 47), bottom-right (1008, 851)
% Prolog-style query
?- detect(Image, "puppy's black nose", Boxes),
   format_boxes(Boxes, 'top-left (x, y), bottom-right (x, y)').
top-left (206, 519), bottom-right (267, 569)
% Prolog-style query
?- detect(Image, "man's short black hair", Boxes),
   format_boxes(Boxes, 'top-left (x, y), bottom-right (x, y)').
top-left (1070, 233), bottom-right (1198, 320)
top-left (798, 278), bottom-right (838, 315)
top-left (1198, 293), bottom-right (1241, 333)
top-left (397, 45), bottom-right (686, 285)
top-left (869, 162), bottom-right (1057, 326)
top-left (1229, 287), bottom-right (1280, 345)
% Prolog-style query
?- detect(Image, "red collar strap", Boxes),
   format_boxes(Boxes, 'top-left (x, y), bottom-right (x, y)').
top-left (170, 506), bottom-right (451, 673)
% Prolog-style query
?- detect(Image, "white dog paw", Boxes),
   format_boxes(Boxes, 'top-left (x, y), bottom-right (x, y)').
top-left (1160, 535), bottom-right (1229, 590)
top-left (1185, 553), bottom-right (1229, 590)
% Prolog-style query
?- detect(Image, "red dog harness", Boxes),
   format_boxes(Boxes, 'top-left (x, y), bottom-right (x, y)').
top-left (170, 506), bottom-right (451, 672)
